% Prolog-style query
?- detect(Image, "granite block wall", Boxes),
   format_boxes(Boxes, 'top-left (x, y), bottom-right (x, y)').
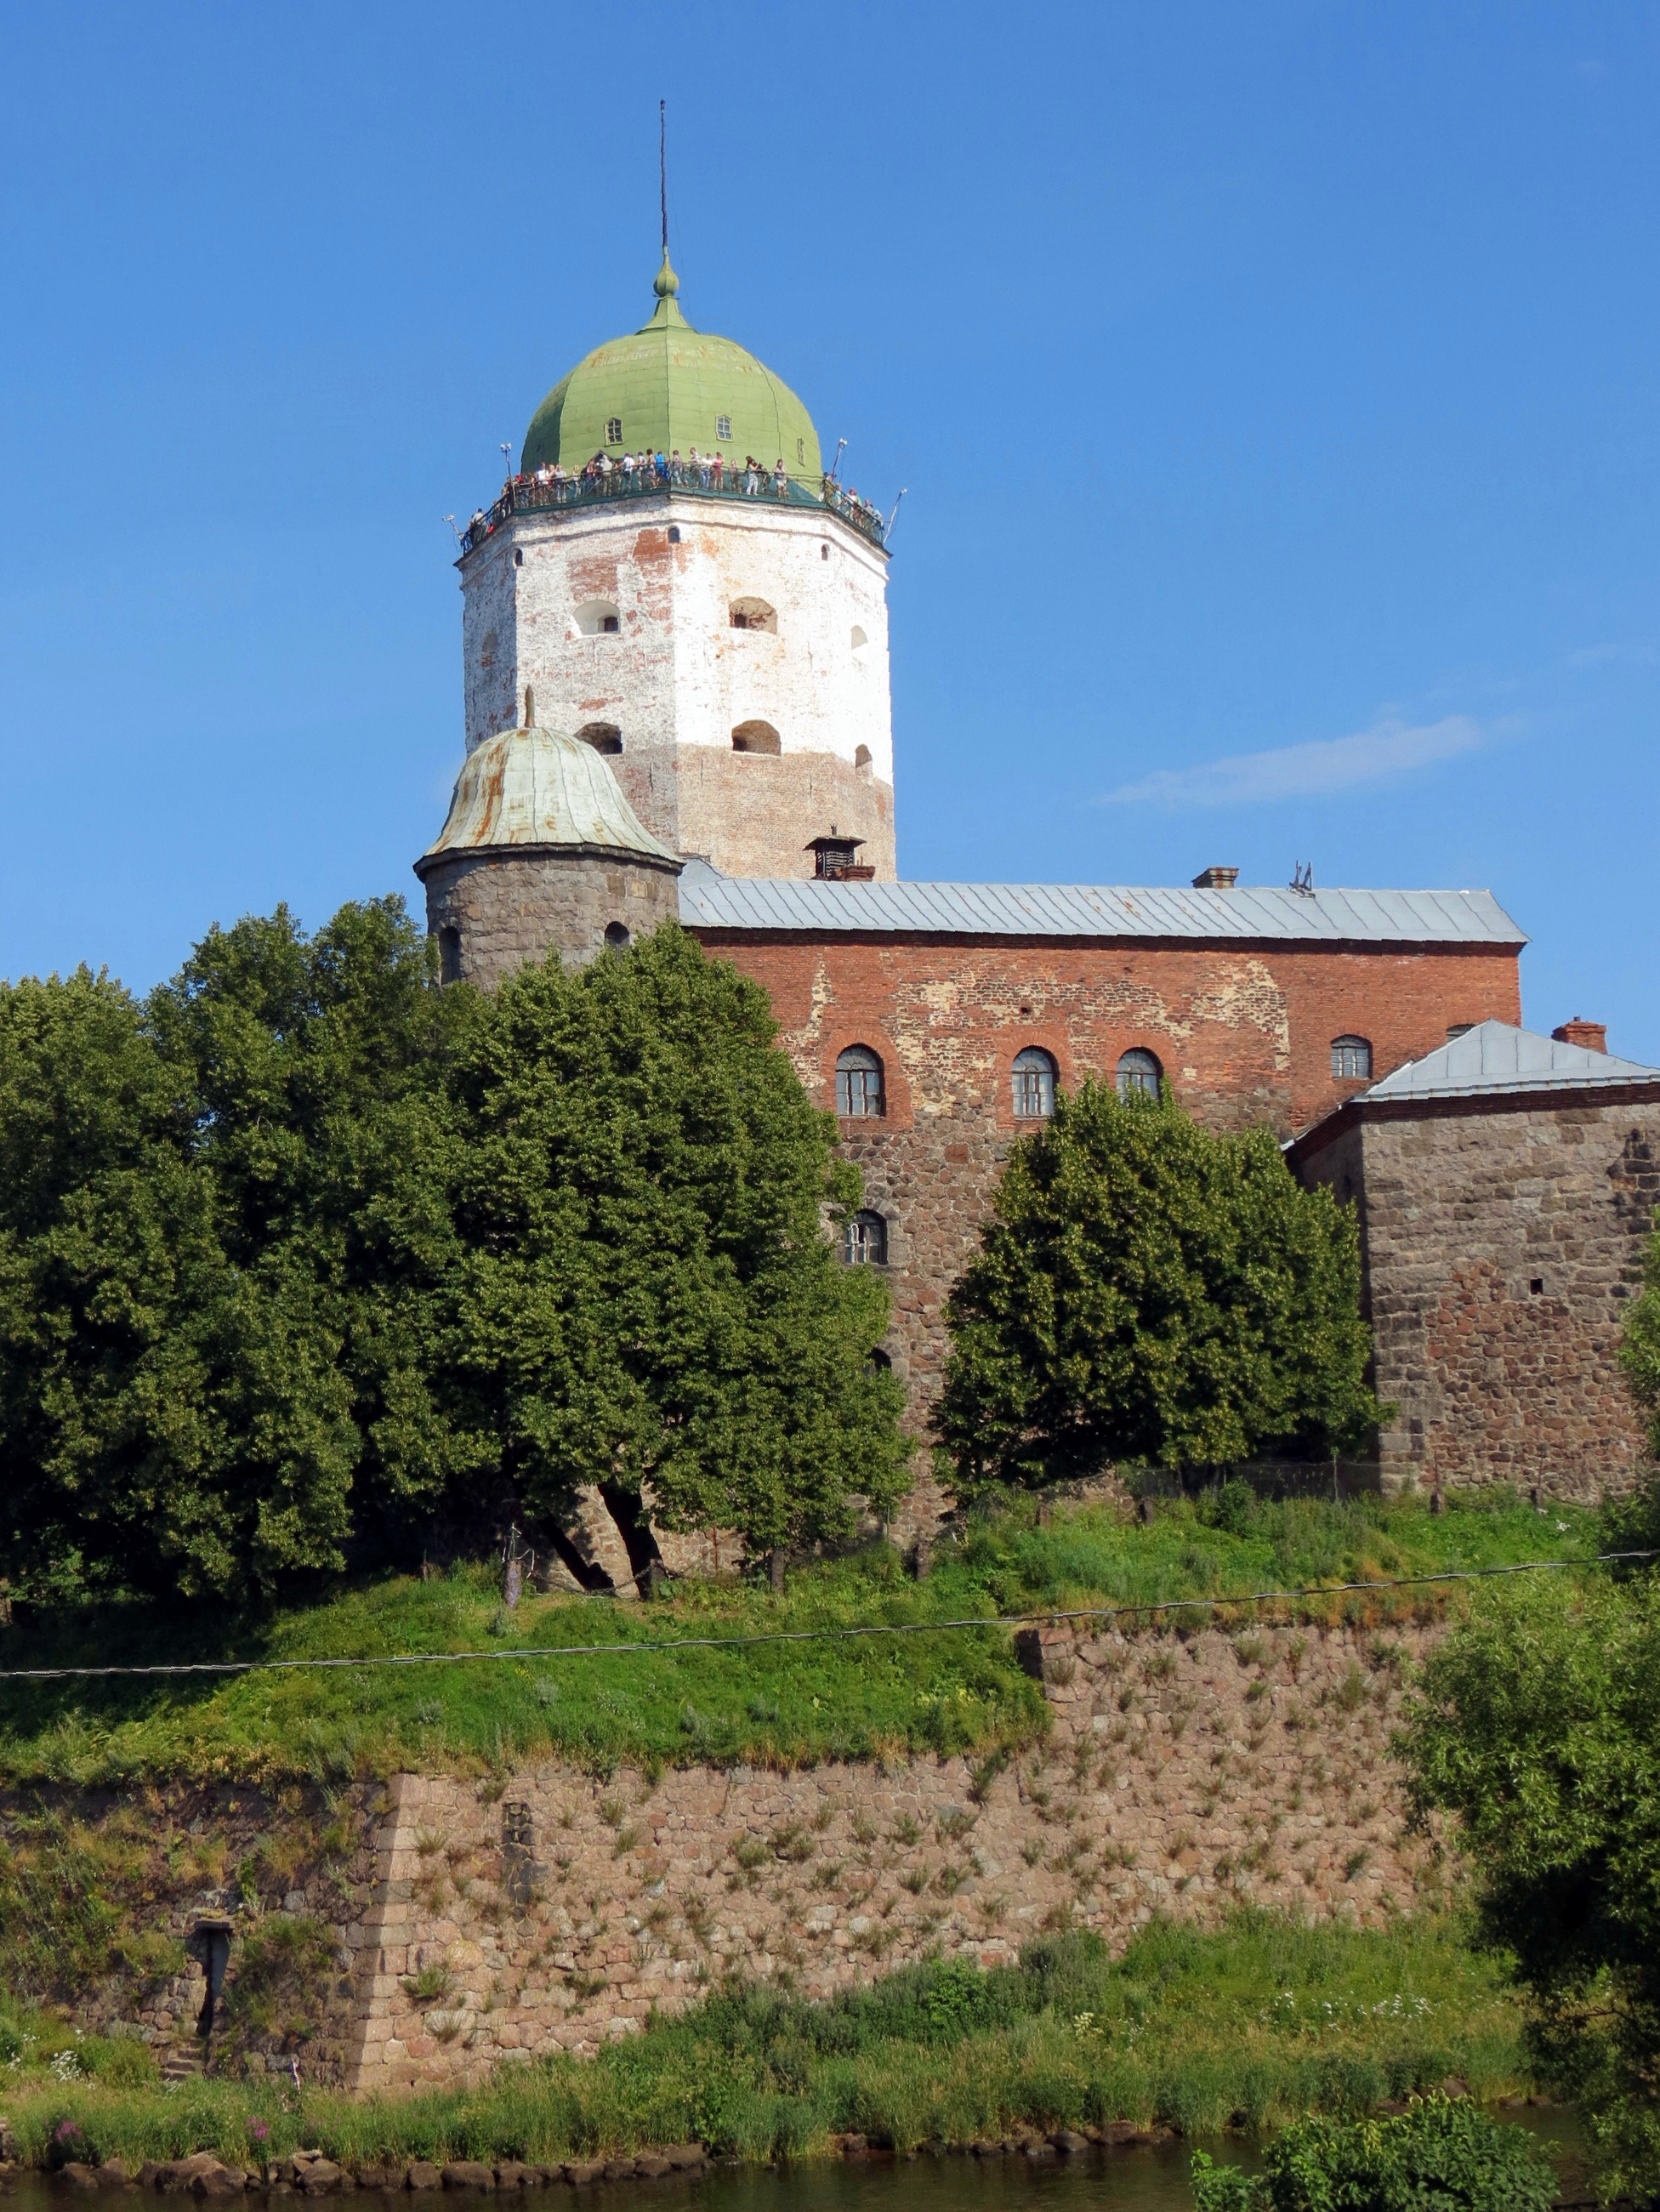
top-left (1296, 1095), bottom-right (1660, 1498)
top-left (345, 1620), bottom-right (1442, 2093)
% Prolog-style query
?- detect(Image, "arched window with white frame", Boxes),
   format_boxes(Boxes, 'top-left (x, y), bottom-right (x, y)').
top-left (1011, 1047), bottom-right (1057, 1119)
top-left (835, 1044), bottom-right (885, 1119)
top-left (1331, 1035), bottom-right (1373, 1081)
top-left (842, 1210), bottom-right (888, 1266)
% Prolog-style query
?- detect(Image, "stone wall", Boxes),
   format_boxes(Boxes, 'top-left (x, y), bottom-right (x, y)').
top-left (420, 849), bottom-right (682, 988)
top-left (458, 500), bottom-right (895, 879)
top-left (694, 930), bottom-right (1521, 1493)
top-left (349, 1620), bottom-right (1441, 2093)
top-left (0, 1783), bottom-right (384, 2085)
top-left (4, 1626), bottom-right (1443, 2099)
top-left (1295, 1091), bottom-right (1660, 1498)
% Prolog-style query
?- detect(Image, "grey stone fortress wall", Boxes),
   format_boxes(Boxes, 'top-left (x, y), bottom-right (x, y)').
top-left (419, 847), bottom-right (683, 988)
top-left (18, 1623), bottom-right (1444, 2093)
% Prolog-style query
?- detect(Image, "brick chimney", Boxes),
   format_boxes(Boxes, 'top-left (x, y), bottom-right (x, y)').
top-left (1192, 866), bottom-right (1239, 890)
top-left (1553, 1016), bottom-right (1607, 1054)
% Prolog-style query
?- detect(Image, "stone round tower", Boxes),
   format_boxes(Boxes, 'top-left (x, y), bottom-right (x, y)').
top-left (415, 692), bottom-right (683, 987)
top-left (457, 254), bottom-right (895, 881)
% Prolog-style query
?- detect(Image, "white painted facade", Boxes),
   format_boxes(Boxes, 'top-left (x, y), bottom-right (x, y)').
top-left (458, 496), bottom-right (896, 879)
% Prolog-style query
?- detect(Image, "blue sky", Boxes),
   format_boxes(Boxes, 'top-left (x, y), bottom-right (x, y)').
top-left (3, 3), bottom-right (1658, 1052)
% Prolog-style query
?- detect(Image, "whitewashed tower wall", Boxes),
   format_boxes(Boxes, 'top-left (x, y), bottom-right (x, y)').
top-left (459, 499), bottom-right (895, 880)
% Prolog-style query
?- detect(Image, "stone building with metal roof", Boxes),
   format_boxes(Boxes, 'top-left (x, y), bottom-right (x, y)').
top-left (1291, 1022), bottom-right (1660, 1499)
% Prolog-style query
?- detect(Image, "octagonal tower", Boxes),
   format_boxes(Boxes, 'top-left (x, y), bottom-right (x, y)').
top-left (458, 256), bottom-right (895, 880)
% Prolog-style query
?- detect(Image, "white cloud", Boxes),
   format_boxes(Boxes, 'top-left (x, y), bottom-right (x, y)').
top-left (1102, 714), bottom-right (1485, 808)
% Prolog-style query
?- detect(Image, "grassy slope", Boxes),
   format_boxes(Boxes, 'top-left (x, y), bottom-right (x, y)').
top-left (0, 1489), bottom-right (1594, 1787)
top-left (2, 1913), bottom-right (1528, 2167)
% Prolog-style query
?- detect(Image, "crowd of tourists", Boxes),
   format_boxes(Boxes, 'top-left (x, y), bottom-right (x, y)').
top-left (462, 451), bottom-right (885, 552)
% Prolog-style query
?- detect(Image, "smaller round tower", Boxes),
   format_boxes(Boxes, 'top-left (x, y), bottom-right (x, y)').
top-left (415, 692), bottom-right (683, 988)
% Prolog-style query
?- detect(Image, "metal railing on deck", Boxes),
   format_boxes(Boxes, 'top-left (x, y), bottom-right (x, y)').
top-left (458, 464), bottom-right (889, 556)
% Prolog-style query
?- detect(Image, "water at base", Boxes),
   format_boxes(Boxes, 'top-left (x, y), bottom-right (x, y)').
top-left (0, 2110), bottom-right (1598, 2212)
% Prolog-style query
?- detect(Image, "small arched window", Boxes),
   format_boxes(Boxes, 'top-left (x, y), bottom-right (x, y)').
top-left (729, 598), bottom-right (777, 634)
top-left (1012, 1047), bottom-right (1057, 1119)
top-left (854, 743), bottom-right (873, 772)
top-left (603, 923), bottom-right (631, 952)
top-left (842, 1210), bottom-right (888, 1265)
top-left (1117, 1048), bottom-right (1162, 1100)
top-left (577, 722), bottom-right (622, 754)
top-left (850, 624), bottom-right (869, 658)
top-left (1331, 1036), bottom-right (1373, 1081)
top-left (836, 1045), bottom-right (885, 1119)
top-left (573, 600), bottom-right (620, 636)
top-left (605, 417), bottom-right (622, 445)
top-left (731, 719), bottom-right (782, 754)
top-left (437, 926), bottom-right (462, 987)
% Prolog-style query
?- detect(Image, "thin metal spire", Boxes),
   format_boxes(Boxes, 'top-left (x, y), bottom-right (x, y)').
top-left (659, 100), bottom-right (668, 259)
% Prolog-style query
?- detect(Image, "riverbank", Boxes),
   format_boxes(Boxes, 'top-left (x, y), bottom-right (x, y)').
top-left (0, 1916), bottom-right (1531, 2173)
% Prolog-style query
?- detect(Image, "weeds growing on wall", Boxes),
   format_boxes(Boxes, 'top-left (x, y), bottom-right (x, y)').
top-left (0, 1487), bottom-right (1593, 1788)
top-left (0, 1913), bottom-right (1529, 2168)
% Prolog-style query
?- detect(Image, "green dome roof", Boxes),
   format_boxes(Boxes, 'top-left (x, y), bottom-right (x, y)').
top-left (521, 256), bottom-right (822, 478)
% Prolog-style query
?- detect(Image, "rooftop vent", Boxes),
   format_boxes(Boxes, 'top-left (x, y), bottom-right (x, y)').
top-left (1191, 866), bottom-right (1239, 890)
top-left (808, 833), bottom-right (874, 882)
top-left (1552, 1016), bottom-right (1608, 1054)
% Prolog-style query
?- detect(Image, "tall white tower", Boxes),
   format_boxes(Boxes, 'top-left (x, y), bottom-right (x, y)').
top-left (458, 257), bottom-right (896, 880)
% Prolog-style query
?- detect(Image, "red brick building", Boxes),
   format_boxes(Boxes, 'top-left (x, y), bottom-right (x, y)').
top-left (678, 864), bottom-right (1526, 1416)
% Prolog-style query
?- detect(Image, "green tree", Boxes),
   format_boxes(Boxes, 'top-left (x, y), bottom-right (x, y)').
top-left (0, 908), bottom-right (908, 1600)
top-left (443, 924), bottom-right (910, 1552)
top-left (149, 898), bottom-right (481, 1568)
top-left (0, 903), bottom-right (476, 1603)
top-left (0, 965), bottom-right (231, 1601)
top-left (1403, 1568), bottom-right (1660, 2198)
top-left (1621, 1224), bottom-right (1660, 1462)
top-left (936, 1080), bottom-right (1379, 1492)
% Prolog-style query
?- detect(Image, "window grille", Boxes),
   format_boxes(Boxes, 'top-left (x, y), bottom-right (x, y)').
top-left (1331, 1036), bottom-right (1373, 1081)
top-left (1012, 1047), bottom-right (1057, 1119)
top-left (605, 417), bottom-right (622, 444)
top-left (836, 1045), bottom-right (884, 1118)
top-left (842, 1210), bottom-right (888, 1265)
top-left (1117, 1049), bottom-right (1162, 1100)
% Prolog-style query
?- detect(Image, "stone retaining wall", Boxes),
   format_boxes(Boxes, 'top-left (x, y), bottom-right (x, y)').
top-left (347, 1618), bottom-right (1443, 2092)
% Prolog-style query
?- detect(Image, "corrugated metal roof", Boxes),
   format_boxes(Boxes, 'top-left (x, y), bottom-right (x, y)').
top-left (676, 861), bottom-right (1526, 947)
top-left (1361, 1019), bottom-right (1660, 1102)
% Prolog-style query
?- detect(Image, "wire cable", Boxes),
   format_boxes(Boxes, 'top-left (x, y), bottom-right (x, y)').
top-left (0, 1551), bottom-right (1651, 1684)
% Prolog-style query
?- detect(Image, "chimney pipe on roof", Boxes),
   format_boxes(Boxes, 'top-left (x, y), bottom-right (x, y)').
top-left (1192, 866), bottom-right (1239, 890)
top-left (1553, 1017), bottom-right (1608, 1054)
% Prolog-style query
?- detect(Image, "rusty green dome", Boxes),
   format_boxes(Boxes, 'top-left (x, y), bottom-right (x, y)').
top-left (521, 255), bottom-right (822, 478)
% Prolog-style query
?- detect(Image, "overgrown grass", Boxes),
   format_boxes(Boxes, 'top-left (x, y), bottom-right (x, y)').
top-left (2, 1912), bottom-right (1528, 2168)
top-left (0, 1488), bottom-right (1592, 1787)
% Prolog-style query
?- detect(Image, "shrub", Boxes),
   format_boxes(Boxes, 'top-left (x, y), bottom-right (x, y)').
top-left (1191, 2096), bottom-right (1557, 2210)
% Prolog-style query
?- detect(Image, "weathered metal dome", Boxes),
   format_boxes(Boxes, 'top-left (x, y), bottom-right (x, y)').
top-left (418, 701), bottom-right (679, 867)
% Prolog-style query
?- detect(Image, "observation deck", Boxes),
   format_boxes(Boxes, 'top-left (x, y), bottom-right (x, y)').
top-left (458, 465), bottom-right (889, 559)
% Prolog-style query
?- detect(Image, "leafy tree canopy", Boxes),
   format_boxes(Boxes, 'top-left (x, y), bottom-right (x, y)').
top-left (1402, 1535), bottom-right (1660, 2198)
top-left (936, 1080), bottom-right (1380, 1492)
top-left (442, 924), bottom-right (909, 1553)
top-left (0, 907), bottom-right (907, 1603)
